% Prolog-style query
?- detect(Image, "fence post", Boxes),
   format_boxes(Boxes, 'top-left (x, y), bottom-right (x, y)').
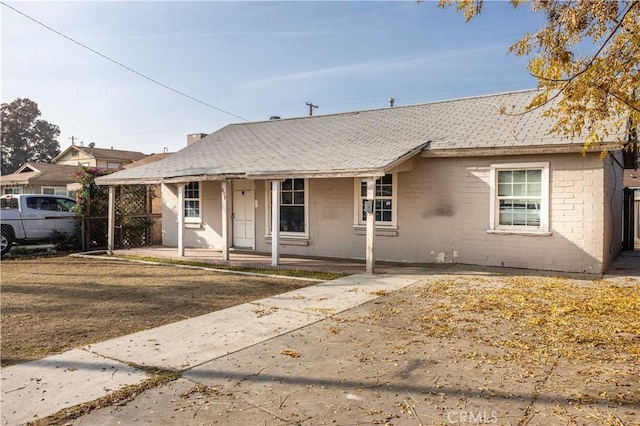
top-left (107, 185), bottom-right (116, 254)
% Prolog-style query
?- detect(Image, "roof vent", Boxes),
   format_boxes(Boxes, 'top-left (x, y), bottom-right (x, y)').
top-left (269, 116), bottom-right (281, 120)
top-left (388, 97), bottom-right (395, 107)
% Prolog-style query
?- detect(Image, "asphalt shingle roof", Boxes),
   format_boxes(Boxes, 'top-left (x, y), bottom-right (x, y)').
top-left (96, 89), bottom-right (626, 185)
top-left (52, 146), bottom-right (148, 164)
top-left (0, 163), bottom-right (78, 186)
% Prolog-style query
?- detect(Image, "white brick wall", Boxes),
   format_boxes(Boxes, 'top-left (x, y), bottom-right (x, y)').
top-left (161, 181), bottom-right (223, 249)
top-left (160, 152), bottom-right (616, 274)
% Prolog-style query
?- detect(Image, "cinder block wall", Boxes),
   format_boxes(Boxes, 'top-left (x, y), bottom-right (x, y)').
top-left (161, 152), bottom-right (614, 274)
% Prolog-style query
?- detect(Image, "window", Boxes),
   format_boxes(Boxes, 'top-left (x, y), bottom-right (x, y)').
top-left (24, 196), bottom-right (72, 211)
top-left (280, 178), bottom-right (305, 233)
top-left (42, 187), bottom-right (69, 196)
top-left (184, 182), bottom-right (200, 223)
top-left (355, 174), bottom-right (397, 226)
top-left (267, 178), bottom-right (308, 236)
top-left (3, 187), bottom-right (22, 195)
top-left (56, 197), bottom-right (76, 212)
top-left (1, 197), bottom-right (18, 209)
top-left (489, 163), bottom-right (549, 233)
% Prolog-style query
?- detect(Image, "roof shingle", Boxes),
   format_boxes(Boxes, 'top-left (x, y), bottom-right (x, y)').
top-left (96, 89), bottom-right (627, 185)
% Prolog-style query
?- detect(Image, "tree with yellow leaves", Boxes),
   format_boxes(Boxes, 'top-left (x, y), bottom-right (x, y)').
top-left (435, 0), bottom-right (639, 154)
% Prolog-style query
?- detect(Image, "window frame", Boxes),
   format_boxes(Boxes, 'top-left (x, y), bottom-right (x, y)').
top-left (489, 162), bottom-right (550, 234)
top-left (41, 186), bottom-right (69, 196)
top-left (183, 181), bottom-right (201, 224)
top-left (265, 178), bottom-right (309, 238)
top-left (3, 187), bottom-right (22, 195)
top-left (353, 173), bottom-right (398, 228)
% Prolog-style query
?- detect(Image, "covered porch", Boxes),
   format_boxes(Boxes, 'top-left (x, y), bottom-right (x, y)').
top-left (104, 175), bottom-right (389, 274)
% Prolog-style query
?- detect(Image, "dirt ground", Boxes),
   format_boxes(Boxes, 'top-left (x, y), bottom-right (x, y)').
top-left (0, 256), bottom-right (314, 366)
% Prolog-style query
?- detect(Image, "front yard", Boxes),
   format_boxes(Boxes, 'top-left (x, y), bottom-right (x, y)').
top-left (2, 256), bottom-right (639, 425)
top-left (1, 256), bottom-right (316, 366)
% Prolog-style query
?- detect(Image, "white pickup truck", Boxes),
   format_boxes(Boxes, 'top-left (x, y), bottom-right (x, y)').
top-left (0, 194), bottom-right (77, 256)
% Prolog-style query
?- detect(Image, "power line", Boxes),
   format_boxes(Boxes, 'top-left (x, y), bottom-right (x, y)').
top-left (1, 1), bottom-right (250, 122)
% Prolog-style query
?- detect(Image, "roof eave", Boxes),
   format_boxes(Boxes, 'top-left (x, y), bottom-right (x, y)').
top-left (420, 142), bottom-right (618, 158)
top-left (95, 177), bottom-right (163, 186)
top-left (245, 169), bottom-right (387, 180)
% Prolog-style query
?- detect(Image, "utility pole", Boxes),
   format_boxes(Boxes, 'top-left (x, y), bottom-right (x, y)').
top-left (69, 136), bottom-right (77, 146)
top-left (306, 102), bottom-right (318, 117)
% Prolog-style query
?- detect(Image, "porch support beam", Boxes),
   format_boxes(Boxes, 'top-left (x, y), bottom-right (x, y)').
top-left (107, 185), bottom-right (116, 254)
top-left (271, 180), bottom-right (280, 266)
top-left (221, 180), bottom-right (229, 261)
top-left (177, 184), bottom-right (185, 257)
top-left (365, 177), bottom-right (376, 274)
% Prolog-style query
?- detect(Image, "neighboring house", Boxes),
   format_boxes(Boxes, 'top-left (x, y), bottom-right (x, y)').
top-left (53, 144), bottom-right (147, 169)
top-left (96, 89), bottom-right (636, 274)
top-left (0, 144), bottom-right (150, 196)
top-left (0, 163), bottom-right (79, 196)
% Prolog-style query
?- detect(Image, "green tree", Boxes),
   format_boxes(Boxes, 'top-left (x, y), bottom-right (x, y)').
top-left (1, 98), bottom-right (61, 175)
top-left (435, 0), bottom-right (639, 151)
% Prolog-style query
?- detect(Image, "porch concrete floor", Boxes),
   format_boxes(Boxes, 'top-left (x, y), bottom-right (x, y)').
top-left (111, 246), bottom-right (640, 277)
top-left (110, 246), bottom-right (417, 275)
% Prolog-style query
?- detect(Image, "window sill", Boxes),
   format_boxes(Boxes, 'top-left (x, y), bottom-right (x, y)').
top-left (185, 222), bottom-right (202, 229)
top-left (486, 229), bottom-right (552, 237)
top-left (264, 235), bottom-right (310, 246)
top-left (353, 225), bottom-right (399, 237)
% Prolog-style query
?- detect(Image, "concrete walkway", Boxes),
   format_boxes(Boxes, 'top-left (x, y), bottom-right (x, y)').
top-left (1, 273), bottom-right (422, 425)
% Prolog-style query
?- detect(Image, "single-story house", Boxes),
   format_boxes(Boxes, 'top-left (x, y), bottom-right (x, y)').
top-left (1, 145), bottom-right (151, 196)
top-left (96, 89), bottom-right (635, 274)
top-left (0, 163), bottom-right (79, 196)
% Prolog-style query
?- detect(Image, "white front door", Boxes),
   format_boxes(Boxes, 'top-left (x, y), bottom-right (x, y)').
top-left (232, 180), bottom-right (255, 248)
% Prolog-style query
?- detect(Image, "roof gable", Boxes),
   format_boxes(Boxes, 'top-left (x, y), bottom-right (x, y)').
top-left (0, 163), bottom-right (78, 186)
top-left (13, 163), bottom-right (42, 174)
top-left (53, 145), bottom-right (148, 163)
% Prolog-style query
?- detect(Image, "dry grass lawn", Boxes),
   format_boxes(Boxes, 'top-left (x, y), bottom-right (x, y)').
top-left (1, 256), bottom-right (315, 366)
top-left (412, 275), bottom-right (640, 363)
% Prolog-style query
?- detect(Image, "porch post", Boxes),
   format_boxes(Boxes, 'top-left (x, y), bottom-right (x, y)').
top-left (221, 180), bottom-right (229, 260)
top-left (107, 185), bottom-right (116, 254)
top-left (271, 180), bottom-right (280, 266)
top-left (177, 184), bottom-right (185, 257)
top-left (365, 177), bottom-right (376, 274)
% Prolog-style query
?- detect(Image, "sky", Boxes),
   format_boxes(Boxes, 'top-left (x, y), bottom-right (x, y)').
top-left (1, 1), bottom-right (546, 156)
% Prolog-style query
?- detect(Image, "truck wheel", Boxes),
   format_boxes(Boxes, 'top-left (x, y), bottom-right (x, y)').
top-left (1, 227), bottom-right (15, 256)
